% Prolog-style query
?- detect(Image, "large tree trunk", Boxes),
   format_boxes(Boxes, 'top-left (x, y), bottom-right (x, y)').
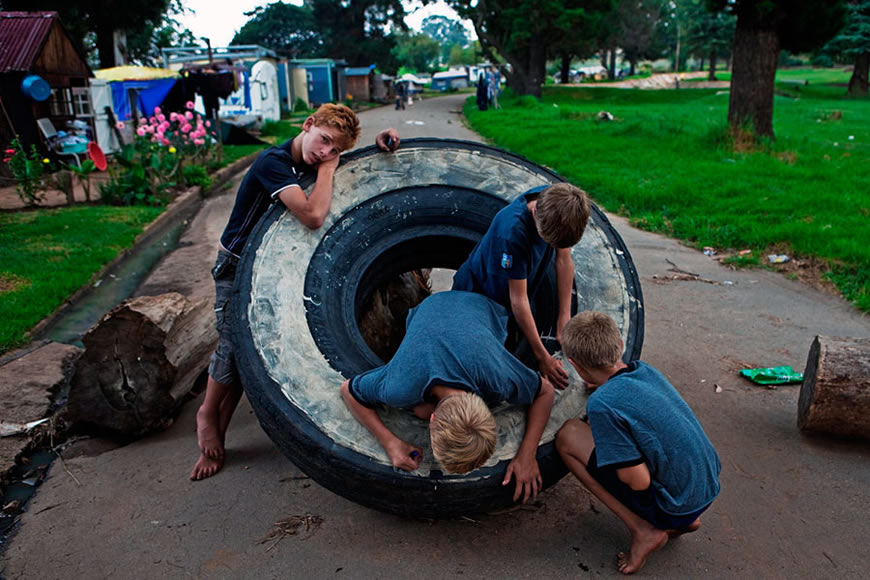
top-left (728, 22), bottom-right (779, 139)
top-left (797, 336), bottom-right (870, 439)
top-left (560, 54), bottom-right (572, 84)
top-left (847, 52), bottom-right (869, 96)
top-left (708, 49), bottom-right (718, 81)
top-left (68, 293), bottom-right (217, 436)
top-left (95, 24), bottom-right (117, 69)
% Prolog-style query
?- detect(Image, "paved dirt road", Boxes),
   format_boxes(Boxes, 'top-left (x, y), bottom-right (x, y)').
top-left (2, 94), bottom-right (869, 579)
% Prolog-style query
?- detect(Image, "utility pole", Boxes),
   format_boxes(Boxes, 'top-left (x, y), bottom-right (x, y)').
top-left (202, 37), bottom-right (223, 162)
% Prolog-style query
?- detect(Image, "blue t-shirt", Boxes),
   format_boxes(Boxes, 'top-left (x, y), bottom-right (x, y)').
top-left (588, 361), bottom-right (721, 516)
top-left (452, 186), bottom-right (554, 310)
top-left (219, 139), bottom-right (312, 256)
top-left (349, 291), bottom-right (541, 409)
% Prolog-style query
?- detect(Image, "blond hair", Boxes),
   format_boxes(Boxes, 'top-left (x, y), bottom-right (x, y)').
top-left (535, 183), bottom-right (590, 248)
top-left (430, 392), bottom-right (497, 474)
top-left (310, 103), bottom-right (361, 151)
top-left (561, 311), bottom-right (623, 369)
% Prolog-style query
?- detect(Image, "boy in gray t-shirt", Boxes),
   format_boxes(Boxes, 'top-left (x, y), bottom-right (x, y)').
top-left (341, 291), bottom-right (558, 503)
top-left (556, 311), bottom-right (721, 575)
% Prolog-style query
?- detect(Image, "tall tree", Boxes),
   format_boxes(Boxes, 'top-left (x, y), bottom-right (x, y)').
top-left (552, 0), bottom-right (614, 83)
top-left (823, 1), bottom-right (870, 96)
top-left (616, 0), bottom-right (669, 76)
top-left (683, 0), bottom-right (735, 80)
top-left (232, 2), bottom-right (323, 58)
top-left (421, 14), bottom-right (471, 66)
top-left (126, 0), bottom-right (197, 67)
top-left (309, 0), bottom-right (406, 70)
top-left (1, 0), bottom-right (172, 68)
top-left (708, 0), bottom-right (847, 139)
top-left (447, 0), bottom-right (614, 97)
top-left (391, 32), bottom-right (441, 73)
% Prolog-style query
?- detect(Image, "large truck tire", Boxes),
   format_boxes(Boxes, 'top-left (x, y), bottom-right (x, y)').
top-left (232, 138), bottom-right (643, 518)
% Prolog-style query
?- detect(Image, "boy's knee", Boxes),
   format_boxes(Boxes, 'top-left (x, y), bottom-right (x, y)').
top-left (555, 418), bottom-right (584, 453)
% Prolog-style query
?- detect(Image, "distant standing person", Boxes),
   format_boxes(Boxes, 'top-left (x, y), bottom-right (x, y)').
top-left (476, 73), bottom-right (488, 111)
top-left (488, 68), bottom-right (500, 109)
top-left (556, 311), bottom-right (721, 575)
top-left (395, 81), bottom-right (406, 111)
top-left (191, 104), bottom-right (400, 481)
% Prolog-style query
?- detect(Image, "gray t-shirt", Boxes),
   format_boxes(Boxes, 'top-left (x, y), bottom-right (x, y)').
top-left (349, 291), bottom-right (541, 409)
top-left (588, 361), bottom-right (721, 515)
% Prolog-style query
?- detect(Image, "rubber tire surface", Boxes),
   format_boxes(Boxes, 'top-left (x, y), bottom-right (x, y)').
top-left (233, 138), bottom-right (643, 518)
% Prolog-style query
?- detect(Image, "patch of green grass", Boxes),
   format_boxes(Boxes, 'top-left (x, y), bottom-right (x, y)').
top-left (260, 120), bottom-right (302, 145)
top-left (220, 144), bottom-right (266, 166)
top-left (0, 205), bottom-right (163, 353)
top-left (464, 79), bottom-right (870, 309)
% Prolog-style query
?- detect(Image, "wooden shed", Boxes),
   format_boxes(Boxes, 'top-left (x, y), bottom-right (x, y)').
top-left (344, 65), bottom-right (374, 103)
top-left (0, 11), bottom-right (93, 157)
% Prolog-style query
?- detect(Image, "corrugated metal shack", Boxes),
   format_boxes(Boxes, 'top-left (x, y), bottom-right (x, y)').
top-left (0, 12), bottom-right (93, 157)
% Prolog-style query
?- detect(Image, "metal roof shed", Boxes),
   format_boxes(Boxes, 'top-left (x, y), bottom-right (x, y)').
top-left (0, 12), bottom-right (93, 157)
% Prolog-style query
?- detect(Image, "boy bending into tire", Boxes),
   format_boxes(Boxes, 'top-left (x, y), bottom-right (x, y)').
top-left (555, 311), bottom-right (721, 574)
top-left (452, 182), bottom-right (590, 390)
top-left (191, 104), bottom-right (400, 481)
top-left (340, 290), bottom-right (561, 504)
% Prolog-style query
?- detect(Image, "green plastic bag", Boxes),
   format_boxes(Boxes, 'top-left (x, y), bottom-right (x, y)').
top-left (739, 366), bottom-right (804, 386)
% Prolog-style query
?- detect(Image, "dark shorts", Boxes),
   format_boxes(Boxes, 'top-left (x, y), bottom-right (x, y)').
top-left (587, 449), bottom-right (708, 530)
top-left (208, 249), bottom-right (240, 386)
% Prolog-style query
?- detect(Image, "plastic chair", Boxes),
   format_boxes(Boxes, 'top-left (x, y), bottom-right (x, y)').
top-left (35, 117), bottom-right (82, 167)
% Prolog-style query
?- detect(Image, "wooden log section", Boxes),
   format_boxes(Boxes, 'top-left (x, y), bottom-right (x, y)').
top-left (68, 293), bottom-right (217, 436)
top-left (798, 335), bottom-right (870, 439)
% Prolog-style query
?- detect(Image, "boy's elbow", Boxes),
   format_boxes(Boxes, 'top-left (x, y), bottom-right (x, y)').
top-left (305, 214), bottom-right (325, 229)
top-left (536, 377), bottom-right (555, 401)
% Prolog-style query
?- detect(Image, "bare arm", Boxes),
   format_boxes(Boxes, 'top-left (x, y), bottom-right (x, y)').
top-left (503, 378), bottom-right (555, 503)
top-left (276, 155), bottom-right (339, 229)
top-left (617, 462), bottom-right (652, 491)
top-left (340, 379), bottom-right (422, 471)
top-left (555, 248), bottom-right (574, 342)
top-left (375, 128), bottom-right (400, 151)
top-left (508, 278), bottom-right (568, 388)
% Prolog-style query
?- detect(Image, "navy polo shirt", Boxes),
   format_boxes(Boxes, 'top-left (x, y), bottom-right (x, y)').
top-left (219, 139), bottom-right (311, 256)
top-left (349, 291), bottom-right (541, 409)
top-left (452, 186), bottom-right (554, 310)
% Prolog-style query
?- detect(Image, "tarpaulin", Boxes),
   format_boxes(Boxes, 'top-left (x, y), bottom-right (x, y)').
top-left (109, 78), bottom-right (178, 121)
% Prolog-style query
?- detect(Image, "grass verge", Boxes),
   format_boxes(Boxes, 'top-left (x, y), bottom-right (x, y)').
top-left (0, 205), bottom-right (164, 353)
top-left (463, 70), bottom-right (869, 310)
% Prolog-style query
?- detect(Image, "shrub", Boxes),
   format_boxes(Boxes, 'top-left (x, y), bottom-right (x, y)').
top-left (3, 137), bottom-right (50, 205)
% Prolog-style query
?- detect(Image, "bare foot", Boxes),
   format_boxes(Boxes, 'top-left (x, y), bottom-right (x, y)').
top-left (617, 527), bottom-right (668, 574)
top-left (196, 406), bottom-right (224, 460)
top-left (668, 519), bottom-right (701, 538)
top-left (190, 452), bottom-right (224, 481)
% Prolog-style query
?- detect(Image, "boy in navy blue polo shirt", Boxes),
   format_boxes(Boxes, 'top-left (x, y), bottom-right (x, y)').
top-left (556, 311), bottom-right (721, 574)
top-left (191, 104), bottom-right (400, 481)
top-left (452, 182), bottom-right (590, 388)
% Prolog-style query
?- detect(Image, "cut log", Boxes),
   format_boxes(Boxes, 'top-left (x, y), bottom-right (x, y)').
top-left (68, 292), bottom-right (217, 436)
top-left (798, 335), bottom-right (870, 439)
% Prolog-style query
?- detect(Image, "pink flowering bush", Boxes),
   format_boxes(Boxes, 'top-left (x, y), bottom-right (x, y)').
top-left (102, 106), bottom-right (219, 205)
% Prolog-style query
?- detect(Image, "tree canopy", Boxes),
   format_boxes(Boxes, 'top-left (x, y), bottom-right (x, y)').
top-left (231, 2), bottom-right (322, 58)
top-left (447, 0), bottom-right (615, 97)
top-left (0, 0), bottom-right (173, 68)
top-left (391, 32), bottom-right (441, 73)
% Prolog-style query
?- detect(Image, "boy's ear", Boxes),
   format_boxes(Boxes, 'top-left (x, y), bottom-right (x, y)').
top-left (302, 116), bottom-right (315, 131)
top-left (567, 357), bottom-right (582, 374)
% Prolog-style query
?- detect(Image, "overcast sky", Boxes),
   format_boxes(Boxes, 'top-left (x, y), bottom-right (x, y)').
top-left (177, 0), bottom-right (474, 48)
